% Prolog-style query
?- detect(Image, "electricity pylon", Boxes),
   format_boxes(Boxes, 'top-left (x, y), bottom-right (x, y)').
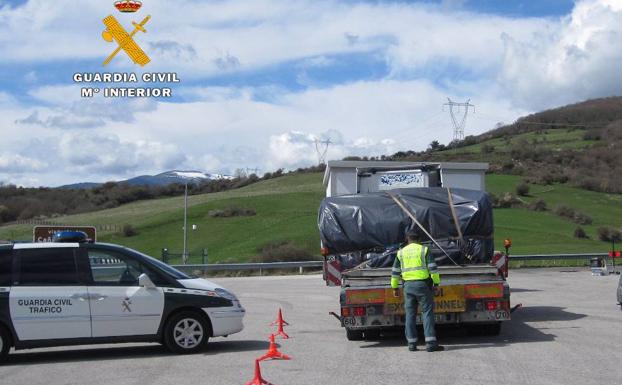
top-left (444, 98), bottom-right (475, 141)
top-left (314, 138), bottom-right (331, 165)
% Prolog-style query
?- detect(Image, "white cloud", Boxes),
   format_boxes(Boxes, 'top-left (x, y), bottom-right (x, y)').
top-left (2, 0), bottom-right (620, 101)
top-left (0, 154), bottom-right (46, 172)
top-left (0, 91), bottom-right (16, 106)
top-left (299, 56), bottom-right (338, 68)
top-left (15, 86), bottom-right (158, 129)
top-left (0, 0), bottom-right (542, 75)
top-left (0, 0), bottom-right (106, 61)
top-left (498, 0), bottom-right (622, 109)
top-left (0, 128), bottom-right (186, 186)
top-left (268, 131), bottom-right (317, 168)
top-left (190, 154), bottom-right (222, 174)
top-left (1, 0), bottom-right (621, 186)
top-left (1, 76), bottom-right (530, 186)
top-left (56, 133), bottom-right (185, 175)
top-left (266, 129), bottom-right (397, 170)
top-left (28, 84), bottom-right (81, 105)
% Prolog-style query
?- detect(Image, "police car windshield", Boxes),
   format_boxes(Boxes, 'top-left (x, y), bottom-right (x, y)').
top-left (133, 250), bottom-right (191, 280)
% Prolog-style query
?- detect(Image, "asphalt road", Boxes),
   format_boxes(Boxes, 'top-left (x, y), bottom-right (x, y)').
top-left (1, 268), bottom-right (621, 385)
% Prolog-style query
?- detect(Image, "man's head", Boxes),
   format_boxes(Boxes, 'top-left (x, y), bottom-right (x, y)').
top-left (405, 229), bottom-right (420, 243)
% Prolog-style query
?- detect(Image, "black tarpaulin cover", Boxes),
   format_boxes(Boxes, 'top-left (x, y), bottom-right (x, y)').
top-left (318, 187), bottom-right (493, 254)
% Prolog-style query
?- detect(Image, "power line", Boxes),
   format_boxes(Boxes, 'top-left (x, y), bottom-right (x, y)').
top-left (444, 98), bottom-right (475, 141)
top-left (389, 110), bottom-right (445, 143)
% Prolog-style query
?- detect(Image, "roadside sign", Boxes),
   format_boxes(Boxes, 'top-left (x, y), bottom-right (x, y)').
top-left (33, 225), bottom-right (97, 242)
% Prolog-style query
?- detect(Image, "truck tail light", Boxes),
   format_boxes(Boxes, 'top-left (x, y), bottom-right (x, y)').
top-left (341, 307), bottom-right (351, 317)
top-left (485, 300), bottom-right (498, 311)
top-left (465, 283), bottom-right (504, 299)
top-left (352, 306), bottom-right (366, 316)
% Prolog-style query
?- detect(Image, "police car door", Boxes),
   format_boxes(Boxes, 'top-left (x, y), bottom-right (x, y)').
top-left (86, 248), bottom-right (164, 337)
top-left (9, 244), bottom-right (92, 340)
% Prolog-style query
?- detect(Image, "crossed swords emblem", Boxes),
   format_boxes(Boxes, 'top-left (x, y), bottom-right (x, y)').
top-left (122, 298), bottom-right (132, 312)
top-left (102, 14), bottom-right (151, 66)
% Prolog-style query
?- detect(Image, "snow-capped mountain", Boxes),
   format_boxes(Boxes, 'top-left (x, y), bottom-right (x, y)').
top-left (59, 170), bottom-right (234, 189)
top-left (150, 170), bottom-right (235, 184)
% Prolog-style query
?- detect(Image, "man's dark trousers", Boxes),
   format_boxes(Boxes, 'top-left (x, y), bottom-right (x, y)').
top-left (403, 279), bottom-right (438, 347)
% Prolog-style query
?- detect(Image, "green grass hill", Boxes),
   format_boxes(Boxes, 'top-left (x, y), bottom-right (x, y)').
top-left (0, 171), bottom-right (619, 261)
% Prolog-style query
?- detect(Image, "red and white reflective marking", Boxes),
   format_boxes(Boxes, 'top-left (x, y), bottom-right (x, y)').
top-left (324, 260), bottom-right (342, 286)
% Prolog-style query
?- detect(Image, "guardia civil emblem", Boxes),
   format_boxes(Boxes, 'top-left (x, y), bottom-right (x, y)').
top-left (102, 1), bottom-right (151, 66)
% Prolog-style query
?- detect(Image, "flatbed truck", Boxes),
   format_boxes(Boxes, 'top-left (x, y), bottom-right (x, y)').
top-left (327, 260), bottom-right (510, 340)
top-left (320, 161), bottom-right (512, 340)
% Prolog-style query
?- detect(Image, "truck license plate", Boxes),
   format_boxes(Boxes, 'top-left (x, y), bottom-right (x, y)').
top-left (384, 285), bottom-right (466, 315)
top-left (343, 317), bottom-right (357, 326)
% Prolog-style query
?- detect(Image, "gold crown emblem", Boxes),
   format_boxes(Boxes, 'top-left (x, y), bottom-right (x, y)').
top-left (114, 0), bottom-right (142, 13)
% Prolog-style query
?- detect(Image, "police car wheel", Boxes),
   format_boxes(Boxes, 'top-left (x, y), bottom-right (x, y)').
top-left (164, 311), bottom-right (209, 354)
top-left (0, 325), bottom-right (11, 361)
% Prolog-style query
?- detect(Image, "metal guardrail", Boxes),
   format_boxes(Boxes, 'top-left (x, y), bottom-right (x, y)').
top-left (170, 260), bottom-right (323, 275)
top-left (169, 253), bottom-right (611, 274)
top-left (508, 253), bottom-right (608, 261)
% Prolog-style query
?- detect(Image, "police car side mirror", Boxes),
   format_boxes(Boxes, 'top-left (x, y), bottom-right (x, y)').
top-left (138, 273), bottom-right (157, 289)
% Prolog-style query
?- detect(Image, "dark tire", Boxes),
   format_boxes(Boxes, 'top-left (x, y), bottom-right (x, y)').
top-left (164, 311), bottom-right (210, 354)
top-left (346, 329), bottom-right (364, 341)
top-left (0, 325), bottom-right (11, 362)
top-left (467, 322), bottom-right (501, 336)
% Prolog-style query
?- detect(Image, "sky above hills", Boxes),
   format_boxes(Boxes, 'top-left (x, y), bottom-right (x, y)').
top-left (1, 0), bottom-right (621, 186)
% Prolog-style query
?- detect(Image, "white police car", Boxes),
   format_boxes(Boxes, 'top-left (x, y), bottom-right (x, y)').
top-left (0, 232), bottom-right (245, 360)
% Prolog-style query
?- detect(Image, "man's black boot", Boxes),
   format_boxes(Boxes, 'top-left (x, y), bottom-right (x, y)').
top-left (408, 343), bottom-right (417, 351)
top-left (426, 345), bottom-right (445, 352)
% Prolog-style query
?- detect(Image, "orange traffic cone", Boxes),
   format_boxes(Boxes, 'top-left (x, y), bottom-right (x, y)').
top-left (274, 321), bottom-right (289, 339)
top-left (270, 308), bottom-right (290, 339)
top-left (270, 308), bottom-right (290, 326)
top-left (246, 359), bottom-right (274, 385)
top-left (258, 334), bottom-right (292, 361)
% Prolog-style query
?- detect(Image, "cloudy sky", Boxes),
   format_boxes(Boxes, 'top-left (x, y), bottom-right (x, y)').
top-left (1, 0), bottom-right (621, 186)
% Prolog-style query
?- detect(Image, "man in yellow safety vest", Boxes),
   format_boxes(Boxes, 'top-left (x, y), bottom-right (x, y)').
top-left (391, 229), bottom-right (444, 352)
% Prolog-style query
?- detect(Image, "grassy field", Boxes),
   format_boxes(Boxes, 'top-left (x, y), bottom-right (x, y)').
top-left (488, 174), bottom-right (622, 253)
top-left (424, 128), bottom-right (599, 168)
top-left (442, 128), bottom-right (597, 155)
top-left (0, 170), bottom-right (617, 261)
top-left (0, 173), bottom-right (326, 262)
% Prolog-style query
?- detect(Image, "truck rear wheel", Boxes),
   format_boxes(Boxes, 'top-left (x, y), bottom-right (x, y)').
top-left (346, 329), bottom-right (364, 341)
